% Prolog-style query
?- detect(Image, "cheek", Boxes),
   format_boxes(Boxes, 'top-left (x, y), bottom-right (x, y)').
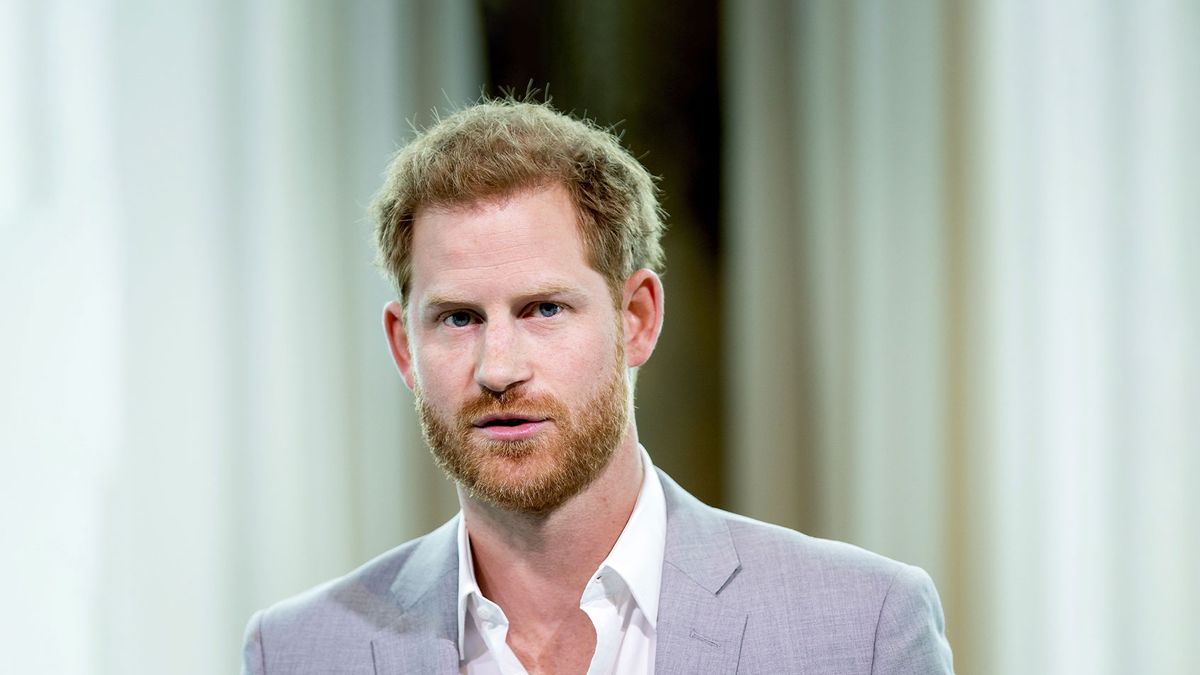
top-left (548, 327), bottom-right (621, 385)
top-left (412, 347), bottom-right (471, 401)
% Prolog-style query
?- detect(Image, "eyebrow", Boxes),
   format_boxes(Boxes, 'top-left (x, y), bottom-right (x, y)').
top-left (420, 282), bottom-right (586, 313)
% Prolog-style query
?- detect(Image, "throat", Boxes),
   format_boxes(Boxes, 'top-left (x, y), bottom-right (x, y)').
top-left (505, 608), bottom-right (598, 675)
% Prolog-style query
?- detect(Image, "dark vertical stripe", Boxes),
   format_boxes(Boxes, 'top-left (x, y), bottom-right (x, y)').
top-left (939, 0), bottom-right (976, 671)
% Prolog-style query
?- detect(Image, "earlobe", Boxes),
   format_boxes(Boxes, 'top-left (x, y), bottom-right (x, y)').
top-left (622, 269), bottom-right (665, 368)
top-left (382, 301), bottom-right (416, 390)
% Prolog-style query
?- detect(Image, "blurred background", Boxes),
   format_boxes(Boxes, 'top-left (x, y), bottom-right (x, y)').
top-left (1, 1), bottom-right (1197, 673)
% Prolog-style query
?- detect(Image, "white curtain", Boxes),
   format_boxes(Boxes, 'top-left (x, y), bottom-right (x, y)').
top-left (725, 1), bottom-right (1199, 674)
top-left (0, 1), bottom-right (480, 672)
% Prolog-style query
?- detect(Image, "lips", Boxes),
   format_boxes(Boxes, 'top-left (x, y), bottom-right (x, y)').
top-left (470, 412), bottom-right (551, 442)
top-left (473, 413), bottom-right (549, 428)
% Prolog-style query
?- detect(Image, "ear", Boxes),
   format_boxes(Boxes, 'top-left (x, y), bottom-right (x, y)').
top-left (621, 269), bottom-right (665, 368)
top-left (383, 300), bottom-right (416, 390)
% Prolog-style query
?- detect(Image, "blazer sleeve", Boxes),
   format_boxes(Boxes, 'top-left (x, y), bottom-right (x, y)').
top-left (241, 609), bottom-right (266, 675)
top-left (870, 564), bottom-right (954, 675)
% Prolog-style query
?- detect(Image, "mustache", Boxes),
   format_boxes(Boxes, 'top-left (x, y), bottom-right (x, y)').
top-left (455, 388), bottom-right (568, 425)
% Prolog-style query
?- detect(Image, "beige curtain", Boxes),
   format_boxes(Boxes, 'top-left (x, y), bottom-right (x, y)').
top-left (0, 1), bottom-right (478, 673)
top-left (725, 1), bottom-right (1199, 673)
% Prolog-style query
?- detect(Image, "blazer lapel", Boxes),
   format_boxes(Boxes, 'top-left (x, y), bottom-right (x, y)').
top-left (368, 474), bottom-right (748, 674)
top-left (654, 471), bottom-right (747, 675)
top-left (370, 517), bottom-right (461, 675)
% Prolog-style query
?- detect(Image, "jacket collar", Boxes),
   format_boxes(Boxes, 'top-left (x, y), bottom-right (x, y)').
top-left (654, 469), bottom-right (747, 675)
top-left (370, 516), bottom-right (460, 675)
top-left (368, 469), bottom-right (746, 675)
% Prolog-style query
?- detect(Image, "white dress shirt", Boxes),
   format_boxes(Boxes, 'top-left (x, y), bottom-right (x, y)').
top-left (456, 445), bottom-right (667, 675)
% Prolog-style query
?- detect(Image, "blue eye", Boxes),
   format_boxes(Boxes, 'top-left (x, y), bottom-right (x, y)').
top-left (444, 311), bottom-right (473, 327)
top-left (536, 302), bottom-right (562, 318)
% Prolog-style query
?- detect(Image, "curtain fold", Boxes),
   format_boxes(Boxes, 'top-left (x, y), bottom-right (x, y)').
top-left (1, 2), bottom-right (481, 673)
top-left (724, 1), bottom-right (1199, 673)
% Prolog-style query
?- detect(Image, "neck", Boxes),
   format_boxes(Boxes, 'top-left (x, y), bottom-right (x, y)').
top-left (459, 429), bottom-right (644, 620)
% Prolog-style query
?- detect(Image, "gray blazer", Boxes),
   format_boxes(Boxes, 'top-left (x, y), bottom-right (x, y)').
top-left (243, 470), bottom-right (953, 674)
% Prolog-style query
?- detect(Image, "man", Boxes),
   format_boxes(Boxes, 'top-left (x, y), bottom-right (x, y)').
top-left (242, 100), bottom-right (953, 674)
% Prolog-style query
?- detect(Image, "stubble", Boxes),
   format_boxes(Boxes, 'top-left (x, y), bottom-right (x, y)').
top-left (414, 354), bottom-right (629, 514)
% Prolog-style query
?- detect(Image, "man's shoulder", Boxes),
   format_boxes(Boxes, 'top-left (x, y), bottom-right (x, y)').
top-left (678, 496), bottom-right (945, 621)
top-left (243, 517), bottom-right (458, 671)
top-left (665, 498), bottom-right (953, 673)
top-left (719, 508), bottom-right (916, 591)
top-left (659, 470), bottom-right (920, 600)
top-left (266, 520), bottom-right (452, 620)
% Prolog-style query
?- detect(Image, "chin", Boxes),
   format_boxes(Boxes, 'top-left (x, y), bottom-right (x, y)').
top-left (453, 439), bottom-right (617, 514)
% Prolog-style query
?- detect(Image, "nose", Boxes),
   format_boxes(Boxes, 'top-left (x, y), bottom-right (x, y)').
top-left (473, 319), bottom-right (531, 394)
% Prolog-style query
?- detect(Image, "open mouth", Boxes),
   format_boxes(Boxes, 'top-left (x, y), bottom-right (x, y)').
top-left (485, 418), bottom-right (531, 427)
top-left (473, 414), bottom-right (548, 430)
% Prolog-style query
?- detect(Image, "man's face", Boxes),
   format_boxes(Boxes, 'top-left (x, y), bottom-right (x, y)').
top-left (397, 184), bottom-right (631, 514)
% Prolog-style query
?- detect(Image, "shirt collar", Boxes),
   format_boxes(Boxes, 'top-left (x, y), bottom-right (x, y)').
top-left (456, 508), bottom-right (483, 660)
top-left (455, 445), bottom-right (667, 658)
top-left (590, 445), bottom-right (666, 628)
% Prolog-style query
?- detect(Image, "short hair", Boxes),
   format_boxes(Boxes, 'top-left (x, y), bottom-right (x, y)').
top-left (370, 99), bottom-right (666, 307)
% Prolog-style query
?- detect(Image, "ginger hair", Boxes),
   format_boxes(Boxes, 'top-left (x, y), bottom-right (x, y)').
top-left (371, 99), bottom-right (666, 307)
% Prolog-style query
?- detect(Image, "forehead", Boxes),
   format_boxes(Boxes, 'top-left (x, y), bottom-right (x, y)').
top-left (408, 185), bottom-right (601, 304)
